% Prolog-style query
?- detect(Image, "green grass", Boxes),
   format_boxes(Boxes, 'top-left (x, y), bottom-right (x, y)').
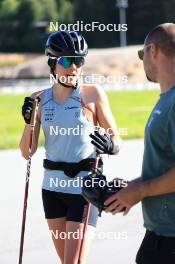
top-left (0, 94), bottom-right (44, 149)
top-left (107, 90), bottom-right (159, 139)
top-left (0, 90), bottom-right (159, 149)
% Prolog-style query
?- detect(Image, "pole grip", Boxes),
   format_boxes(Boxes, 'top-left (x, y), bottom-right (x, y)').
top-left (30, 97), bottom-right (40, 128)
top-left (92, 153), bottom-right (100, 176)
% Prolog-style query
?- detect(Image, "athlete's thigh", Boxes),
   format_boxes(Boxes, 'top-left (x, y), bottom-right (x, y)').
top-left (42, 189), bottom-right (68, 262)
top-left (64, 221), bottom-right (95, 264)
top-left (47, 217), bottom-right (66, 263)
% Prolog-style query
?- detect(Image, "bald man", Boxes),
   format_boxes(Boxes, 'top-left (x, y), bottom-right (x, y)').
top-left (104, 23), bottom-right (175, 263)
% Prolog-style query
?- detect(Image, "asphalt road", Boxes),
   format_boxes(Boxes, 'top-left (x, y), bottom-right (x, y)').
top-left (0, 139), bottom-right (145, 264)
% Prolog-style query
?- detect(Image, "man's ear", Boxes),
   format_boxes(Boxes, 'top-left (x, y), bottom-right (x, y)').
top-left (151, 44), bottom-right (158, 59)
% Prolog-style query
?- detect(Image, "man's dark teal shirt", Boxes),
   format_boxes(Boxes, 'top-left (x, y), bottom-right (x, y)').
top-left (142, 86), bottom-right (175, 237)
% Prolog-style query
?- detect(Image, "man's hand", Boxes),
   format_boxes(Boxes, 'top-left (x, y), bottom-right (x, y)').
top-left (104, 181), bottom-right (145, 215)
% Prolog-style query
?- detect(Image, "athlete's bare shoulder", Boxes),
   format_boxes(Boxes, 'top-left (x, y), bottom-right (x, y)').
top-left (80, 84), bottom-right (104, 103)
top-left (80, 83), bottom-right (101, 93)
top-left (31, 90), bottom-right (44, 99)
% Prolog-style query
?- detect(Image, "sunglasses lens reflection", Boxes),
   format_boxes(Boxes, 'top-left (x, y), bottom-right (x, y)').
top-left (58, 56), bottom-right (85, 68)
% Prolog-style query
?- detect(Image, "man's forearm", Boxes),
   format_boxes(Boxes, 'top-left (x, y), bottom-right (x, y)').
top-left (131, 176), bottom-right (142, 183)
top-left (141, 166), bottom-right (175, 198)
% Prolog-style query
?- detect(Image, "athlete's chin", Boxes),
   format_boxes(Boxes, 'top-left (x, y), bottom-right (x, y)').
top-left (66, 76), bottom-right (78, 84)
top-left (65, 81), bottom-right (77, 86)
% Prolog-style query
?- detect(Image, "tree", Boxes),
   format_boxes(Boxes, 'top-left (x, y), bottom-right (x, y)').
top-left (127, 0), bottom-right (175, 44)
top-left (55, 0), bottom-right (74, 22)
top-left (0, 0), bottom-right (175, 51)
top-left (0, 0), bottom-right (60, 52)
top-left (73, 0), bottom-right (118, 48)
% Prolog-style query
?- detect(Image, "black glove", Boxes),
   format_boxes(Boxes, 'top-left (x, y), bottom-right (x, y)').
top-left (82, 171), bottom-right (124, 216)
top-left (22, 97), bottom-right (35, 124)
top-left (90, 130), bottom-right (116, 155)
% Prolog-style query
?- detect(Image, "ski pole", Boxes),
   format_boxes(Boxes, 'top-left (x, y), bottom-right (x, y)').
top-left (18, 96), bottom-right (40, 264)
top-left (77, 152), bottom-right (100, 264)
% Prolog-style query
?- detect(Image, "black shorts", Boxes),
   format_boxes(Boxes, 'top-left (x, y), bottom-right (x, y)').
top-left (42, 189), bottom-right (99, 227)
top-left (136, 230), bottom-right (175, 264)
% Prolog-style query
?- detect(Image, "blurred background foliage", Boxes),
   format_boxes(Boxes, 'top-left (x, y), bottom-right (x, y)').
top-left (0, 0), bottom-right (175, 52)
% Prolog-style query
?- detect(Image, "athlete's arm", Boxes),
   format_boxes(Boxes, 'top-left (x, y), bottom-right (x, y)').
top-left (93, 85), bottom-right (121, 146)
top-left (19, 115), bottom-right (41, 160)
top-left (19, 92), bottom-right (41, 160)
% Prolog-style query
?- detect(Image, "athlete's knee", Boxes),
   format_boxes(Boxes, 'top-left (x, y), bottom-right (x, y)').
top-left (64, 257), bottom-right (79, 264)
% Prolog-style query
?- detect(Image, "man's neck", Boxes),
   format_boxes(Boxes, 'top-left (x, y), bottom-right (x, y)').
top-left (159, 79), bottom-right (175, 94)
top-left (158, 69), bottom-right (175, 94)
top-left (158, 62), bottom-right (175, 93)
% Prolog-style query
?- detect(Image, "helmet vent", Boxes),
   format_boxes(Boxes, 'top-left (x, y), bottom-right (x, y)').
top-left (51, 45), bottom-right (62, 53)
top-left (80, 38), bottom-right (84, 51)
top-left (74, 39), bottom-right (79, 52)
top-left (61, 31), bottom-right (72, 49)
